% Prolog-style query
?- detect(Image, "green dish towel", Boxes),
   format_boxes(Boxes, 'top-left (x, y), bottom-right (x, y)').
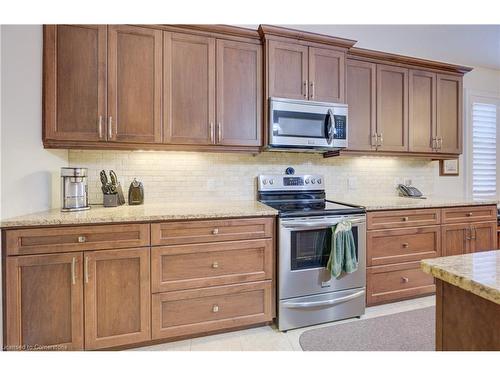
top-left (326, 220), bottom-right (358, 278)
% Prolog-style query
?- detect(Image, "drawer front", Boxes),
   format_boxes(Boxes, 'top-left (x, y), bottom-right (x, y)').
top-left (151, 239), bottom-right (273, 292)
top-left (367, 226), bottom-right (441, 266)
top-left (151, 217), bottom-right (274, 246)
top-left (367, 262), bottom-right (435, 306)
top-left (151, 281), bottom-right (272, 340)
top-left (5, 224), bottom-right (150, 256)
top-left (441, 205), bottom-right (497, 224)
top-left (367, 209), bottom-right (440, 230)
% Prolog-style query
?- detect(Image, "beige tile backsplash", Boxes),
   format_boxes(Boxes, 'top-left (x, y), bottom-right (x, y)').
top-left (69, 150), bottom-right (438, 205)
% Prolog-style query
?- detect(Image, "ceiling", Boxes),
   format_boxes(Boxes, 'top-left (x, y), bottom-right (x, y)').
top-left (243, 25), bottom-right (500, 70)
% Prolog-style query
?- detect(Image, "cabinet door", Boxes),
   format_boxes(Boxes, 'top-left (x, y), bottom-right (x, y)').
top-left (108, 25), bottom-right (162, 143)
top-left (409, 70), bottom-right (437, 153)
top-left (84, 248), bottom-right (150, 349)
top-left (267, 40), bottom-right (308, 100)
top-left (346, 59), bottom-right (376, 151)
top-left (216, 40), bottom-right (262, 146)
top-left (471, 222), bottom-right (497, 253)
top-left (376, 64), bottom-right (409, 152)
top-left (441, 224), bottom-right (470, 256)
top-left (6, 253), bottom-right (84, 350)
top-left (164, 32), bottom-right (216, 145)
top-left (44, 25), bottom-right (106, 142)
top-left (437, 74), bottom-right (463, 154)
top-left (308, 47), bottom-right (345, 103)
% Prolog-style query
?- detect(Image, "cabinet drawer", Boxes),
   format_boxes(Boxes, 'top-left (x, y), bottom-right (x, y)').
top-left (367, 209), bottom-right (440, 230)
top-left (441, 205), bottom-right (497, 224)
top-left (151, 217), bottom-right (274, 246)
top-left (367, 226), bottom-right (441, 266)
top-left (151, 281), bottom-right (272, 340)
top-left (151, 239), bottom-right (273, 292)
top-left (5, 224), bottom-right (150, 256)
top-left (367, 262), bottom-right (435, 306)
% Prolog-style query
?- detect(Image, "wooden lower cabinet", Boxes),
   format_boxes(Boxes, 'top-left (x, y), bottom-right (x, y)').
top-left (151, 281), bottom-right (272, 340)
top-left (470, 221), bottom-right (497, 252)
top-left (84, 247), bottom-right (151, 349)
top-left (366, 262), bottom-right (435, 306)
top-left (6, 253), bottom-right (84, 350)
top-left (441, 223), bottom-right (470, 256)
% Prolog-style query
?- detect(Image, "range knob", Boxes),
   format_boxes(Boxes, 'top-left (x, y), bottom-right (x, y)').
top-left (311, 179), bottom-right (316, 184)
top-left (269, 179), bottom-right (274, 185)
top-left (305, 179), bottom-right (310, 184)
top-left (262, 179), bottom-right (268, 185)
top-left (317, 178), bottom-right (322, 184)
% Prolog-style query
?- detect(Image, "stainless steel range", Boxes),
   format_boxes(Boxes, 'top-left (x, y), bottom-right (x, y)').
top-left (258, 171), bottom-right (366, 331)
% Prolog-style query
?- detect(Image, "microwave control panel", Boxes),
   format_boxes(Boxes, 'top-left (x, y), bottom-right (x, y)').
top-left (333, 115), bottom-right (347, 140)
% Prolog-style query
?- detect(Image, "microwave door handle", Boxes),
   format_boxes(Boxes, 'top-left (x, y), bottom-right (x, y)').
top-left (282, 290), bottom-right (365, 309)
top-left (326, 109), bottom-right (335, 145)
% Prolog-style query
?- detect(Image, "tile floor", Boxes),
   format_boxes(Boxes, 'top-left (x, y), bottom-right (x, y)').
top-left (132, 295), bottom-right (435, 351)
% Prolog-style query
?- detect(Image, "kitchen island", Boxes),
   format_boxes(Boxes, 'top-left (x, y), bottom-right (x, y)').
top-left (421, 251), bottom-right (500, 350)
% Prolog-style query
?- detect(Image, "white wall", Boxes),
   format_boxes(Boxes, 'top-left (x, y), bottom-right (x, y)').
top-left (0, 25), bottom-right (68, 220)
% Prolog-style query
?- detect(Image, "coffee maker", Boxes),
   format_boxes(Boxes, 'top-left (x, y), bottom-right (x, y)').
top-left (61, 167), bottom-right (91, 212)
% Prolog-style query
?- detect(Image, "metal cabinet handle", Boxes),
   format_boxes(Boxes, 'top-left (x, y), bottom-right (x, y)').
top-left (108, 116), bottom-right (113, 140)
top-left (212, 305), bottom-right (219, 313)
top-left (98, 116), bottom-right (103, 139)
top-left (402, 217), bottom-right (409, 222)
top-left (471, 226), bottom-right (476, 240)
top-left (438, 137), bottom-right (443, 150)
top-left (303, 80), bottom-right (308, 98)
top-left (431, 137), bottom-right (436, 151)
top-left (217, 122), bottom-right (222, 144)
top-left (371, 133), bottom-right (378, 148)
top-left (78, 235), bottom-right (86, 243)
top-left (402, 243), bottom-right (409, 248)
top-left (212, 261), bottom-right (219, 269)
top-left (209, 122), bottom-right (214, 143)
top-left (71, 257), bottom-right (76, 285)
top-left (84, 256), bottom-right (89, 284)
top-left (212, 228), bottom-right (219, 235)
top-left (378, 132), bottom-right (384, 146)
top-left (466, 212), bottom-right (473, 217)
top-left (401, 277), bottom-right (409, 283)
top-left (310, 81), bottom-right (315, 99)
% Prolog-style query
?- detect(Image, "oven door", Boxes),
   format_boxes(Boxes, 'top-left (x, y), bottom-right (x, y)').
top-left (279, 215), bottom-right (366, 300)
top-left (268, 98), bottom-right (347, 150)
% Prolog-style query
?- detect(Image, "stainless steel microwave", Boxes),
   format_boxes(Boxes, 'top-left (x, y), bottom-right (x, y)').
top-left (267, 97), bottom-right (348, 152)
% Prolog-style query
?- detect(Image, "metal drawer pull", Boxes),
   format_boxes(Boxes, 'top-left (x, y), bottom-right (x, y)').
top-left (401, 277), bottom-right (409, 283)
top-left (212, 261), bottom-right (219, 269)
top-left (212, 228), bottom-right (219, 235)
top-left (77, 235), bottom-right (86, 243)
top-left (282, 290), bottom-right (365, 309)
top-left (212, 305), bottom-right (219, 313)
top-left (84, 256), bottom-right (89, 284)
top-left (402, 217), bottom-right (409, 222)
top-left (71, 257), bottom-right (76, 285)
top-left (402, 243), bottom-right (409, 248)
top-left (466, 212), bottom-right (473, 217)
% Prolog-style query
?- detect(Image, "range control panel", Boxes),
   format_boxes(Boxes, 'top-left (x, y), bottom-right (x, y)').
top-left (258, 174), bottom-right (325, 191)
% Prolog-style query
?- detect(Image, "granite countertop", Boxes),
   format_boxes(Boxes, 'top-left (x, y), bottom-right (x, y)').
top-left (331, 195), bottom-right (498, 211)
top-left (421, 250), bottom-right (500, 305)
top-left (0, 201), bottom-right (278, 228)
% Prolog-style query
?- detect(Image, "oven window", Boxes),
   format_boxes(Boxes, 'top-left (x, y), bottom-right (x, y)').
top-left (290, 226), bottom-right (359, 270)
top-left (273, 110), bottom-right (327, 138)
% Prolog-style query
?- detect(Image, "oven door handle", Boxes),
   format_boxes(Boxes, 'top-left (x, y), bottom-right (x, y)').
top-left (282, 290), bottom-right (365, 309)
top-left (282, 218), bottom-right (365, 230)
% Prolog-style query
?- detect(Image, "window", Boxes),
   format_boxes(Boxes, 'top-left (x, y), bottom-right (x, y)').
top-left (471, 102), bottom-right (497, 200)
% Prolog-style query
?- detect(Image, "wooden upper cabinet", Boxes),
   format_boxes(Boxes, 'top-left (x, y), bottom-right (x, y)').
top-left (437, 74), bottom-right (463, 154)
top-left (216, 40), bottom-right (262, 146)
top-left (84, 247), bottom-right (150, 349)
top-left (309, 47), bottom-right (345, 103)
top-left (164, 32), bottom-right (216, 145)
top-left (346, 59), bottom-right (376, 151)
top-left (6, 252), bottom-right (84, 350)
top-left (107, 25), bottom-right (162, 143)
top-left (409, 70), bottom-right (437, 153)
top-left (376, 64), bottom-right (409, 152)
top-left (267, 40), bottom-right (309, 100)
top-left (44, 25), bottom-right (107, 142)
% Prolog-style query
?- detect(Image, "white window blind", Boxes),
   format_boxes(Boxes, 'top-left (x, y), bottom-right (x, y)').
top-left (472, 102), bottom-right (497, 200)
